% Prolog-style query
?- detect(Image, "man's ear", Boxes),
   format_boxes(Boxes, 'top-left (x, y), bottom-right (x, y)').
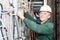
top-left (48, 15), bottom-right (51, 19)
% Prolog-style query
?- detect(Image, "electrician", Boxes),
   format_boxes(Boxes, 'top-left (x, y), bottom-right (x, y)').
top-left (18, 1), bottom-right (54, 40)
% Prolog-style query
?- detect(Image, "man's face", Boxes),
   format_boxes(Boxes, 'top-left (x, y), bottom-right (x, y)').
top-left (39, 11), bottom-right (51, 21)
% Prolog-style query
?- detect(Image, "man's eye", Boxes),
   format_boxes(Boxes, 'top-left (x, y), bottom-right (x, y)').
top-left (44, 13), bottom-right (47, 15)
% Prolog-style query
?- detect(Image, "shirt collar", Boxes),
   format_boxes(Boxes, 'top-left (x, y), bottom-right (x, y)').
top-left (40, 20), bottom-right (51, 24)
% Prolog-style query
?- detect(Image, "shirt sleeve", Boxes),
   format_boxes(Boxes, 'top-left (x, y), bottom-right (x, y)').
top-left (23, 18), bottom-right (54, 34)
top-left (24, 11), bottom-right (36, 22)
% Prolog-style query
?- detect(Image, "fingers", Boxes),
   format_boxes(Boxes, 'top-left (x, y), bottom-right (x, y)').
top-left (20, 1), bottom-right (28, 9)
top-left (17, 10), bottom-right (25, 20)
top-left (21, 1), bottom-right (27, 6)
top-left (19, 1), bottom-right (28, 12)
top-left (18, 11), bottom-right (23, 16)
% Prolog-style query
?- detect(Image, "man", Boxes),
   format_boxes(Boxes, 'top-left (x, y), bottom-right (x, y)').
top-left (18, 2), bottom-right (54, 40)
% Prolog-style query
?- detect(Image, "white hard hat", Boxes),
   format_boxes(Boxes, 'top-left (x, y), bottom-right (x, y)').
top-left (40, 5), bottom-right (52, 13)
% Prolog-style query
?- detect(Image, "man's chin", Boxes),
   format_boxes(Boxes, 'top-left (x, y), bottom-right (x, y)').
top-left (40, 20), bottom-right (44, 22)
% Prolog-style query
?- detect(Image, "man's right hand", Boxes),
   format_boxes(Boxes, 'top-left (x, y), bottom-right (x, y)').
top-left (21, 1), bottom-right (28, 12)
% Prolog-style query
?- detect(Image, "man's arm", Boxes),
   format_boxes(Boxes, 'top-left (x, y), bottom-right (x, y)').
top-left (23, 18), bottom-right (54, 34)
top-left (24, 11), bottom-right (38, 23)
